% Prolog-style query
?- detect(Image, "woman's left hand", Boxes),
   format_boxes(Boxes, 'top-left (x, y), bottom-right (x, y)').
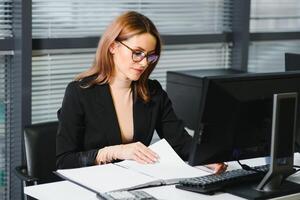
top-left (205, 163), bottom-right (228, 174)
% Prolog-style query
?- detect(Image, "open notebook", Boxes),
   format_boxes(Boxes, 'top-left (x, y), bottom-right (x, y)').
top-left (56, 139), bottom-right (209, 194)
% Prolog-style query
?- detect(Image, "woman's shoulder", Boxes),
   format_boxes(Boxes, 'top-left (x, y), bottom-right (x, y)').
top-left (147, 79), bottom-right (164, 96)
top-left (66, 75), bottom-right (105, 95)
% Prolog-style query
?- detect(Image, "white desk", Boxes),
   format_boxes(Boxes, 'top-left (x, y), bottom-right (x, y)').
top-left (24, 155), bottom-right (300, 200)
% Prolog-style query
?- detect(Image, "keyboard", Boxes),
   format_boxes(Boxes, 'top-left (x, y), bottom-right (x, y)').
top-left (176, 164), bottom-right (270, 194)
top-left (96, 190), bottom-right (157, 200)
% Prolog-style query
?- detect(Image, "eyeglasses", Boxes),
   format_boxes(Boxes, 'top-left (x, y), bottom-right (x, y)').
top-left (118, 41), bottom-right (159, 64)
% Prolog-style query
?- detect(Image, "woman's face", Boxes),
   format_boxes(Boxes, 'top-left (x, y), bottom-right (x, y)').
top-left (110, 33), bottom-right (157, 81)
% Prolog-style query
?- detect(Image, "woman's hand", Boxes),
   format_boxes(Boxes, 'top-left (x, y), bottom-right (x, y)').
top-left (205, 163), bottom-right (228, 174)
top-left (95, 142), bottom-right (159, 165)
top-left (116, 142), bottom-right (159, 164)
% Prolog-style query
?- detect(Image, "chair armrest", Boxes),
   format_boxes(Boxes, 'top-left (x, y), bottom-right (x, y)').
top-left (14, 165), bottom-right (38, 185)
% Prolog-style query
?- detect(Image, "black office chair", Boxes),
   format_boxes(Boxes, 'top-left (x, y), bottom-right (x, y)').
top-left (285, 53), bottom-right (300, 71)
top-left (14, 121), bottom-right (61, 188)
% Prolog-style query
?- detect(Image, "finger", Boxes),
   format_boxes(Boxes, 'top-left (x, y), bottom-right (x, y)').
top-left (204, 164), bottom-right (215, 171)
top-left (133, 154), bottom-right (147, 164)
top-left (222, 164), bottom-right (228, 172)
top-left (214, 164), bottom-right (224, 174)
top-left (139, 147), bottom-right (159, 163)
top-left (137, 143), bottom-right (159, 162)
top-left (223, 163), bottom-right (228, 170)
top-left (134, 150), bottom-right (153, 164)
top-left (218, 163), bottom-right (228, 173)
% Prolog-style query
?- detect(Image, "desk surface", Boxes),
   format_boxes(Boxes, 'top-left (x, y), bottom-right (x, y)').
top-left (24, 155), bottom-right (300, 200)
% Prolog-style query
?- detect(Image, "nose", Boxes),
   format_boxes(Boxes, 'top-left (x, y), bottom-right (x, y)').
top-left (139, 57), bottom-right (148, 68)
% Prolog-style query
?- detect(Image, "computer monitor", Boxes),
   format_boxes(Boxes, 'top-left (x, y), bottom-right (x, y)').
top-left (226, 92), bottom-right (300, 199)
top-left (285, 53), bottom-right (300, 71)
top-left (188, 71), bottom-right (300, 166)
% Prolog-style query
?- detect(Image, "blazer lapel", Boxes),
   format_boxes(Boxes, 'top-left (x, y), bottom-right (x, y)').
top-left (133, 97), bottom-right (152, 143)
top-left (95, 84), bottom-right (122, 145)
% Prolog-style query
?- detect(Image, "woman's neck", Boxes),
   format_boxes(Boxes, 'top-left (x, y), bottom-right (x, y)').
top-left (109, 76), bottom-right (132, 90)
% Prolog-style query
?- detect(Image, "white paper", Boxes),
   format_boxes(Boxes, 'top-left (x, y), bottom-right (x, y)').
top-left (56, 139), bottom-right (209, 193)
top-left (24, 181), bottom-right (96, 200)
top-left (117, 139), bottom-right (209, 181)
top-left (56, 163), bottom-right (157, 193)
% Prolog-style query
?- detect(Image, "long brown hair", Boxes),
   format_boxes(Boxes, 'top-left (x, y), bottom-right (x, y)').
top-left (76, 11), bottom-right (162, 103)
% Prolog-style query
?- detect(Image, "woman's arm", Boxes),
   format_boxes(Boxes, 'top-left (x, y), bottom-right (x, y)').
top-left (56, 82), bottom-right (98, 169)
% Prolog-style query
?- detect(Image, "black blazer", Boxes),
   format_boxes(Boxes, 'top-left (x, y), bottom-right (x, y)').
top-left (56, 79), bottom-right (192, 169)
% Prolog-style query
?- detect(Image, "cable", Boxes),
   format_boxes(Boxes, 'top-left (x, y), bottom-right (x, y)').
top-left (294, 169), bottom-right (300, 174)
top-left (291, 165), bottom-right (300, 175)
top-left (237, 160), bottom-right (262, 173)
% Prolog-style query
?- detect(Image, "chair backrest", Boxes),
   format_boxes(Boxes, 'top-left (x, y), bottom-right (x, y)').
top-left (24, 121), bottom-right (61, 184)
top-left (285, 53), bottom-right (300, 71)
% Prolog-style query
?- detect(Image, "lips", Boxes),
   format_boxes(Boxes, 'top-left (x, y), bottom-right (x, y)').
top-left (132, 68), bottom-right (144, 73)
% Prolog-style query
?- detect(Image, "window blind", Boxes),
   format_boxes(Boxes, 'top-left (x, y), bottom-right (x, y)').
top-left (32, 0), bottom-right (232, 38)
top-left (32, 49), bottom-right (95, 123)
top-left (0, 0), bottom-right (12, 38)
top-left (248, 40), bottom-right (300, 72)
top-left (0, 1), bottom-right (13, 200)
top-left (0, 54), bottom-right (9, 200)
top-left (250, 0), bottom-right (300, 32)
top-left (31, 0), bottom-right (233, 123)
top-left (32, 43), bottom-right (231, 123)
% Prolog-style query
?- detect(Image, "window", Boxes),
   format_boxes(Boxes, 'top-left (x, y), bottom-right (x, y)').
top-left (31, 0), bottom-right (233, 123)
top-left (250, 0), bottom-right (300, 32)
top-left (249, 0), bottom-right (300, 73)
top-left (248, 40), bottom-right (300, 72)
top-left (0, 0), bottom-right (12, 199)
top-left (0, 0), bottom-right (12, 39)
top-left (31, 43), bottom-right (231, 123)
top-left (32, 0), bottom-right (232, 38)
top-left (32, 49), bottom-right (94, 123)
top-left (0, 54), bottom-right (10, 200)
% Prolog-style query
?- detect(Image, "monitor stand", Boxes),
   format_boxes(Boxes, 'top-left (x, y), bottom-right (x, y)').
top-left (225, 179), bottom-right (300, 200)
top-left (225, 93), bottom-right (300, 199)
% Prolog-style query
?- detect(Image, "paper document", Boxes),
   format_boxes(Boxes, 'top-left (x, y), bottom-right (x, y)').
top-left (117, 139), bottom-right (209, 182)
top-left (56, 163), bottom-right (158, 193)
top-left (56, 139), bottom-right (209, 193)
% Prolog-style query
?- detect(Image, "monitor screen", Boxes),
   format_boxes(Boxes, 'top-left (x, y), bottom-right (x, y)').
top-left (285, 53), bottom-right (300, 71)
top-left (188, 71), bottom-right (300, 166)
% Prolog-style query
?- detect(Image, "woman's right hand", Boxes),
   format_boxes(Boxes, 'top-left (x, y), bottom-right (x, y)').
top-left (116, 142), bottom-right (159, 164)
top-left (95, 142), bottom-right (159, 165)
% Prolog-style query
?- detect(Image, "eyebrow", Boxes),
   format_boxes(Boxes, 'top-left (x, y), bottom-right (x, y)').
top-left (134, 46), bottom-right (156, 54)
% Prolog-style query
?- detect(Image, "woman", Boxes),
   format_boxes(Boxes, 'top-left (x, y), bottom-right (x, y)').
top-left (56, 11), bottom-right (227, 173)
